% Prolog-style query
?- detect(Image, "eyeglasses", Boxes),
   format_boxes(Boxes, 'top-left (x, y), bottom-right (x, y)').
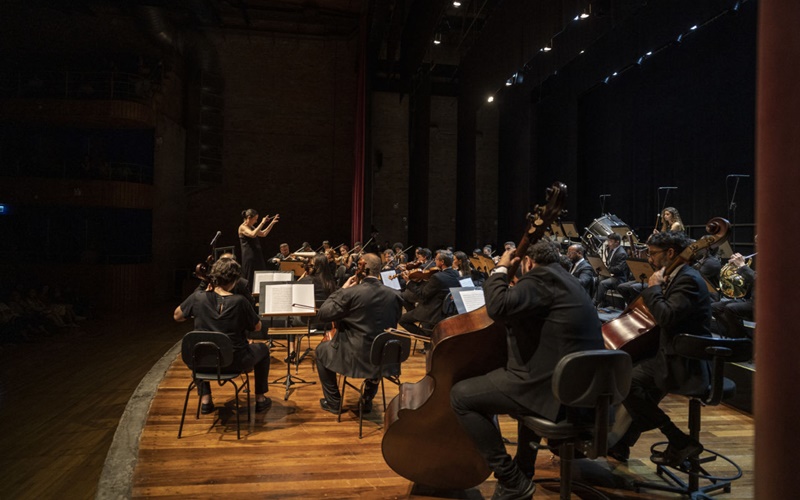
top-left (648, 249), bottom-right (667, 256)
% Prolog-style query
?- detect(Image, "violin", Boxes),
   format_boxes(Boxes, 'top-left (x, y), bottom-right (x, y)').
top-left (405, 267), bottom-right (440, 282)
top-left (381, 182), bottom-right (567, 490)
top-left (323, 259), bottom-right (369, 343)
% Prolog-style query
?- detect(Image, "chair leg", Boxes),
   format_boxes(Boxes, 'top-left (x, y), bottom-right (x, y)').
top-left (380, 377), bottom-right (387, 412)
top-left (337, 376), bottom-right (347, 422)
top-left (231, 380), bottom-right (241, 440)
top-left (560, 442), bottom-right (574, 500)
top-left (178, 381), bottom-right (196, 438)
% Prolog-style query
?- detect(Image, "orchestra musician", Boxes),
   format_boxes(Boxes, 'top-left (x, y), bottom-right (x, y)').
top-left (566, 243), bottom-right (596, 297)
top-left (381, 249), bottom-right (396, 271)
top-left (238, 209), bottom-right (279, 292)
top-left (608, 231), bottom-right (711, 466)
top-left (397, 249), bottom-right (460, 350)
top-left (173, 257), bottom-right (272, 414)
top-left (392, 242), bottom-right (408, 265)
top-left (711, 250), bottom-right (755, 339)
top-left (269, 243), bottom-right (292, 266)
top-left (399, 247), bottom-right (434, 311)
top-left (450, 241), bottom-right (603, 499)
top-left (594, 233), bottom-right (631, 308)
top-left (655, 207), bottom-right (686, 233)
top-left (454, 250), bottom-right (484, 287)
top-left (315, 253), bottom-right (403, 414)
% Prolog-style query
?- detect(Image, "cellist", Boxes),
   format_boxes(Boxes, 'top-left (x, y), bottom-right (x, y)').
top-left (450, 241), bottom-right (603, 499)
top-left (607, 231), bottom-right (712, 466)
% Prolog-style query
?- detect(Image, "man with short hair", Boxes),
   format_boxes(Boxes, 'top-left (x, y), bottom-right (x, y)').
top-left (270, 243), bottom-right (291, 265)
top-left (566, 243), bottom-right (596, 297)
top-left (315, 253), bottom-right (403, 414)
top-left (594, 233), bottom-right (630, 308)
top-left (398, 250), bottom-right (461, 339)
top-left (451, 240), bottom-right (603, 499)
top-left (610, 231), bottom-right (712, 465)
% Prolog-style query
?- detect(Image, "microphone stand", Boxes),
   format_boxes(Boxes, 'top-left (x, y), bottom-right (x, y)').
top-left (727, 175), bottom-right (748, 253)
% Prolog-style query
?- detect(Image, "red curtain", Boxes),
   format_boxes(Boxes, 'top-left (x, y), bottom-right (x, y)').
top-left (351, 10), bottom-right (368, 245)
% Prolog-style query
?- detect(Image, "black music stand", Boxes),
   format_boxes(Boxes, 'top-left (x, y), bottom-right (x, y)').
top-left (561, 222), bottom-right (580, 239)
top-left (586, 255), bottom-right (610, 279)
top-left (259, 281), bottom-right (317, 400)
top-left (626, 259), bottom-right (654, 286)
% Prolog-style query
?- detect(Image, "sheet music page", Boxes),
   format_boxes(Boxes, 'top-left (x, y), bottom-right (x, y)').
top-left (460, 290), bottom-right (486, 313)
top-left (459, 277), bottom-right (475, 288)
top-left (261, 283), bottom-right (294, 314)
top-left (253, 271), bottom-right (293, 294)
top-left (380, 270), bottom-right (402, 290)
top-left (291, 283), bottom-right (316, 312)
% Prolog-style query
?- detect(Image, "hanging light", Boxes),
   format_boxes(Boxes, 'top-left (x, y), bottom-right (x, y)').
top-left (433, 33), bottom-right (442, 45)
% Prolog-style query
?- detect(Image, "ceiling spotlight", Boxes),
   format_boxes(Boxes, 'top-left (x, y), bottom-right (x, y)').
top-left (580, 11), bottom-right (590, 19)
top-left (453, 1), bottom-right (462, 7)
top-left (506, 78), bottom-right (513, 87)
top-left (540, 43), bottom-right (552, 53)
top-left (646, 51), bottom-right (653, 56)
top-left (434, 33), bottom-right (442, 45)
top-left (690, 25), bottom-right (698, 31)
top-left (487, 96), bottom-right (494, 103)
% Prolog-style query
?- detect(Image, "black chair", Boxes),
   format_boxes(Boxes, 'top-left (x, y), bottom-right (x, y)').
top-left (518, 349), bottom-right (632, 500)
top-left (177, 331), bottom-right (251, 440)
top-left (635, 334), bottom-right (753, 498)
top-left (338, 331), bottom-right (412, 438)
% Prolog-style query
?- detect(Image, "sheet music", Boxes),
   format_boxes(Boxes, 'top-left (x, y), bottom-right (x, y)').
top-left (260, 283), bottom-right (315, 314)
top-left (460, 290), bottom-right (485, 312)
top-left (459, 277), bottom-right (475, 288)
top-left (380, 270), bottom-right (402, 290)
top-left (252, 271), bottom-right (293, 295)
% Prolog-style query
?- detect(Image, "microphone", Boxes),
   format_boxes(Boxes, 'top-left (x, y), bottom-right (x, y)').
top-left (209, 231), bottom-right (221, 246)
top-left (727, 174), bottom-right (750, 178)
top-left (658, 186), bottom-right (678, 190)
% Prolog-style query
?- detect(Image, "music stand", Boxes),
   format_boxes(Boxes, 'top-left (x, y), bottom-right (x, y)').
top-left (259, 282), bottom-right (317, 400)
top-left (716, 240), bottom-right (734, 260)
top-left (561, 222), bottom-right (580, 239)
top-left (626, 259), bottom-right (654, 285)
top-left (587, 255), bottom-right (610, 278)
top-left (470, 256), bottom-right (495, 275)
top-left (550, 222), bottom-right (566, 238)
top-left (279, 260), bottom-right (306, 277)
top-left (213, 246), bottom-right (236, 260)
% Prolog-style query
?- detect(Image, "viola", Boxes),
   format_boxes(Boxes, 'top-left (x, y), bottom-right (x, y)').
top-left (601, 217), bottom-right (731, 361)
top-left (381, 182), bottom-right (567, 490)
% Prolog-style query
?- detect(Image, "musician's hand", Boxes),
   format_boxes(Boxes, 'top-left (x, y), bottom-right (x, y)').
top-left (343, 275), bottom-right (358, 289)
top-left (730, 253), bottom-right (745, 269)
top-left (497, 249), bottom-right (515, 268)
top-left (649, 268), bottom-right (666, 287)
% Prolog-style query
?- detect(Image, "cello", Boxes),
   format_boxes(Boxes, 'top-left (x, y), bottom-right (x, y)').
top-left (381, 182), bottom-right (567, 490)
top-left (601, 217), bottom-right (730, 361)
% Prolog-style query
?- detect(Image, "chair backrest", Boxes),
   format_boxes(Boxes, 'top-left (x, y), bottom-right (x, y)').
top-left (552, 349), bottom-right (632, 408)
top-left (370, 331), bottom-right (411, 377)
top-left (672, 334), bottom-right (753, 405)
top-left (181, 331), bottom-right (235, 371)
top-left (551, 349), bottom-right (632, 459)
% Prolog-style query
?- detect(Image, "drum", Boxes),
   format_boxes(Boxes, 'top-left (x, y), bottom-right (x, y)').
top-left (588, 214), bottom-right (628, 238)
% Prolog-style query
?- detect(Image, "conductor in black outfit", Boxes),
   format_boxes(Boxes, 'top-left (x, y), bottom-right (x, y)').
top-left (398, 249), bottom-right (461, 338)
top-left (315, 253), bottom-right (404, 414)
top-left (609, 231), bottom-right (712, 466)
top-left (450, 240), bottom-right (604, 500)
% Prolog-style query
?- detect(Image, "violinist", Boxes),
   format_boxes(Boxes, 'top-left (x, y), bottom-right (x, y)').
top-left (399, 248), bottom-right (433, 310)
top-left (450, 241), bottom-right (603, 498)
top-left (392, 242), bottom-right (408, 265)
top-left (269, 243), bottom-right (292, 266)
top-left (398, 250), bottom-right (461, 346)
top-left (381, 249), bottom-right (396, 271)
top-left (315, 253), bottom-right (403, 414)
top-left (454, 250), bottom-right (483, 287)
top-left (608, 231), bottom-right (711, 466)
top-left (239, 209), bottom-right (279, 291)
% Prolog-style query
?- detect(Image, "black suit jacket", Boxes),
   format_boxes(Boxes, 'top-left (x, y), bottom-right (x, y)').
top-left (483, 263), bottom-right (604, 421)
top-left (406, 268), bottom-right (462, 327)
top-left (640, 264), bottom-right (712, 394)
top-left (604, 245), bottom-right (630, 281)
top-left (316, 277), bottom-right (403, 378)
top-left (571, 259), bottom-right (596, 296)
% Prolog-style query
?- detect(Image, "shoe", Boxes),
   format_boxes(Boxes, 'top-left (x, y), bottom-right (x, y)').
top-left (651, 439), bottom-right (703, 467)
top-left (359, 399), bottom-right (373, 414)
top-left (284, 351), bottom-right (297, 363)
top-left (256, 397), bottom-right (272, 412)
top-left (319, 398), bottom-right (343, 415)
top-left (200, 401), bottom-right (215, 414)
top-left (492, 476), bottom-right (535, 500)
top-left (607, 441), bottom-right (630, 463)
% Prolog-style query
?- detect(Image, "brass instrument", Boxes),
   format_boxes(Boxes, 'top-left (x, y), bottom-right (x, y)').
top-left (719, 252), bottom-right (756, 299)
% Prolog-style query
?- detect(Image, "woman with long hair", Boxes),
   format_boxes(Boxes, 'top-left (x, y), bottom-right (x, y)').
top-left (657, 207), bottom-right (685, 233)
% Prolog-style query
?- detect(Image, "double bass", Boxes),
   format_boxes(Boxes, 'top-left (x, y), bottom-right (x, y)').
top-left (381, 182), bottom-right (567, 490)
top-left (601, 217), bottom-right (730, 361)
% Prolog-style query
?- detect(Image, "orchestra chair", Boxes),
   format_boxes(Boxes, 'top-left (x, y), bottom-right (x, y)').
top-left (635, 334), bottom-right (753, 499)
top-left (518, 349), bottom-right (632, 500)
top-left (338, 331), bottom-right (412, 438)
top-left (177, 331), bottom-right (251, 440)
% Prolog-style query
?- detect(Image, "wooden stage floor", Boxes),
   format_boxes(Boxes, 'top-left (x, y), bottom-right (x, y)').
top-left (130, 334), bottom-right (755, 499)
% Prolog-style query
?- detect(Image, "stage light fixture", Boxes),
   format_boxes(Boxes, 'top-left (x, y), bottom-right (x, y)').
top-left (487, 96), bottom-right (494, 103)
top-left (453, 1), bottom-right (462, 7)
top-left (434, 33), bottom-right (442, 45)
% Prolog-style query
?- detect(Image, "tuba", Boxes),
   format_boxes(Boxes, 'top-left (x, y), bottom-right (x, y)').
top-left (719, 253), bottom-right (755, 299)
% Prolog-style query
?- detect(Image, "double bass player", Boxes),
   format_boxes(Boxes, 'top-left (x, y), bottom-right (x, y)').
top-left (450, 241), bottom-right (604, 499)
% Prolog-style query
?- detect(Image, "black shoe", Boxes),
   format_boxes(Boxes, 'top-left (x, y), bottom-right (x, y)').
top-left (256, 397), bottom-right (272, 412)
top-left (284, 351), bottom-right (297, 363)
top-left (319, 398), bottom-right (343, 414)
top-left (607, 441), bottom-right (630, 463)
top-left (200, 401), bottom-right (215, 414)
top-left (651, 439), bottom-right (703, 467)
top-left (492, 477), bottom-right (535, 500)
